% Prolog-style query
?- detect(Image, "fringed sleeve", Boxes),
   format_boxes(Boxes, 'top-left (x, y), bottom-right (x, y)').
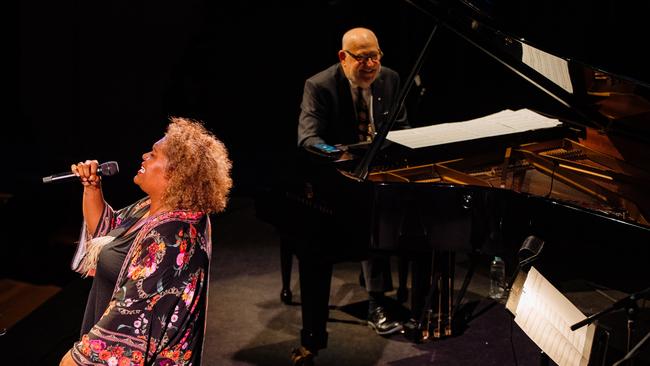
top-left (71, 203), bottom-right (116, 274)
top-left (71, 197), bottom-right (151, 275)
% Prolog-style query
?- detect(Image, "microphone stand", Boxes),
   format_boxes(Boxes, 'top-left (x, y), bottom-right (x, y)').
top-left (506, 255), bottom-right (538, 292)
top-left (506, 236), bottom-right (545, 292)
top-left (570, 286), bottom-right (650, 365)
top-left (613, 330), bottom-right (650, 366)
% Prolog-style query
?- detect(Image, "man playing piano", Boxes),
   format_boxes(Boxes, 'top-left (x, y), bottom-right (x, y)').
top-left (297, 27), bottom-right (409, 339)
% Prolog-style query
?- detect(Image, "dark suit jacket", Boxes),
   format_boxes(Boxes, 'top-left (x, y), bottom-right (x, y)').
top-left (298, 63), bottom-right (409, 147)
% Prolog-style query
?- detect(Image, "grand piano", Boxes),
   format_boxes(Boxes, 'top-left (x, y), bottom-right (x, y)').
top-left (255, 0), bottom-right (650, 363)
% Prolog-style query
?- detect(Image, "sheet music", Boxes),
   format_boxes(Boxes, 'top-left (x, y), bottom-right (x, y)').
top-left (386, 108), bottom-right (562, 149)
top-left (514, 267), bottom-right (595, 366)
top-left (521, 43), bottom-right (574, 94)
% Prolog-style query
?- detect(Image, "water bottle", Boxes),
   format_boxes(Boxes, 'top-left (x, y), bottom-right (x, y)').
top-left (489, 256), bottom-right (506, 300)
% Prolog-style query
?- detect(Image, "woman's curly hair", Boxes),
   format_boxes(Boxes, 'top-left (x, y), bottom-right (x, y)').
top-left (160, 117), bottom-right (232, 214)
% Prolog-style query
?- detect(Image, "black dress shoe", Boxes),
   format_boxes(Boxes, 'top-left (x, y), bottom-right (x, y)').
top-left (367, 306), bottom-right (403, 336)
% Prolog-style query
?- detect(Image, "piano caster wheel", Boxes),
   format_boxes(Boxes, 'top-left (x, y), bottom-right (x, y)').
top-left (281, 289), bottom-right (293, 305)
top-left (396, 287), bottom-right (409, 303)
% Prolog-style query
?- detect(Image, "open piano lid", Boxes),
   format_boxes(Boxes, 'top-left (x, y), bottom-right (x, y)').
top-left (440, 0), bottom-right (650, 134)
top-left (349, 0), bottom-right (650, 180)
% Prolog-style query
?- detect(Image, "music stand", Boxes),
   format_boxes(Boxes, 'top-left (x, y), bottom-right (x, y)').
top-left (507, 267), bottom-right (599, 366)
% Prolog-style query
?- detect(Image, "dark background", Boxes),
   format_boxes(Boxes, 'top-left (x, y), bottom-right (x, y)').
top-left (5, 0), bottom-right (650, 285)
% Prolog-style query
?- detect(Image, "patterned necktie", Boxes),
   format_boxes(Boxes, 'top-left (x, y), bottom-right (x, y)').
top-left (355, 87), bottom-right (371, 142)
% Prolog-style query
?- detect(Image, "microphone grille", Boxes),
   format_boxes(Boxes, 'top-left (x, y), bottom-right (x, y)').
top-left (99, 161), bottom-right (119, 176)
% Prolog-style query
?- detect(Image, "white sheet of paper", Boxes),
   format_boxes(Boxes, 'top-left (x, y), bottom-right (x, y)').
top-left (521, 44), bottom-right (574, 94)
top-left (386, 108), bottom-right (562, 149)
top-left (514, 267), bottom-right (595, 366)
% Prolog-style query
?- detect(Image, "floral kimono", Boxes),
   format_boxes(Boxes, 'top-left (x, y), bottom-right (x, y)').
top-left (70, 197), bottom-right (211, 366)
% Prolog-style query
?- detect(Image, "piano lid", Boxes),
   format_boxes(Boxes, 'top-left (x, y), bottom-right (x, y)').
top-left (349, 0), bottom-right (650, 180)
top-left (407, 0), bottom-right (650, 141)
top-left (450, 0), bottom-right (650, 85)
top-left (376, 0), bottom-right (650, 171)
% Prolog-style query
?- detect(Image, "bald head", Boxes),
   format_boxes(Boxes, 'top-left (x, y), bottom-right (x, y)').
top-left (342, 27), bottom-right (380, 50)
top-left (338, 28), bottom-right (382, 88)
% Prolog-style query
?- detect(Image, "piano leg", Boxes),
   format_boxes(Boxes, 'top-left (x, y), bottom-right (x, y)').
top-left (280, 234), bottom-right (294, 304)
top-left (410, 253), bottom-right (432, 323)
top-left (297, 253), bottom-right (332, 354)
top-left (397, 256), bottom-right (409, 303)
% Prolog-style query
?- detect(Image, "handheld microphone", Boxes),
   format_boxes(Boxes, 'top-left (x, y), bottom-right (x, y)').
top-left (42, 161), bottom-right (120, 184)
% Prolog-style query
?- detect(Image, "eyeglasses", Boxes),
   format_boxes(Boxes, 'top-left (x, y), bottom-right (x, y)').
top-left (344, 49), bottom-right (383, 63)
